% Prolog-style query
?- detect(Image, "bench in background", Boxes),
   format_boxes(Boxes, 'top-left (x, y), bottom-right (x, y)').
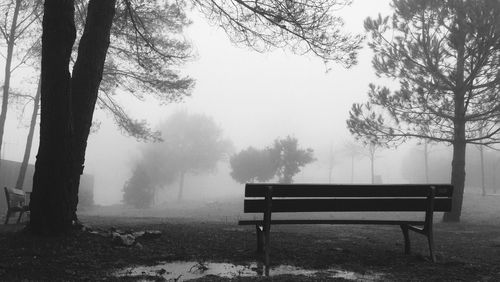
top-left (4, 187), bottom-right (30, 224)
top-left (238, 183), bottom-right (453, 268)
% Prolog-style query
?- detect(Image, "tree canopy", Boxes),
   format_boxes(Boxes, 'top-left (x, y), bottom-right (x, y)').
top-left (192, 0), bottom-right (363, 67)
top-left (270, 136), bottom-right (315, 184)
top-left (123, 111), bottom-right (232, 204)
top-left (230, 136), bottom-right (315, 184)
top-left (230, 146), bottom-right (276, 184)
top-left (75, 0), bottom-right (195, 141)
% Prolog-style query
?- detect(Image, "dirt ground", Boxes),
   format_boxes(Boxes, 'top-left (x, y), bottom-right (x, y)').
top-left (0, 192), bottom-right (499, 281)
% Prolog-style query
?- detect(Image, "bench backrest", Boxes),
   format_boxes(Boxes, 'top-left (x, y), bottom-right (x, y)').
top-left (243, 184), bottom-right (453, 213)
top-left (4, 187), bottom-right (27, 209)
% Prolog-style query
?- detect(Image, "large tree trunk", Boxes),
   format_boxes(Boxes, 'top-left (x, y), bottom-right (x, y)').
top-left (29, 0), bottom-right (76, 235)
top-left (69, 0), bottom-right (116, 221)
top-left (15, 77), bottom-right (41, 190)
top-left (0, 0), bottom-right (21, 164)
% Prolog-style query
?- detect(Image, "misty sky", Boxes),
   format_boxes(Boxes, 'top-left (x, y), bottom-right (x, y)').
top-left (0, 0), bottom-right (430, 205)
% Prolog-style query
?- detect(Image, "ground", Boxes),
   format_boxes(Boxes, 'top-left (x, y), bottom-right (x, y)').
top-left (0, 192), bottom-right (499, 281)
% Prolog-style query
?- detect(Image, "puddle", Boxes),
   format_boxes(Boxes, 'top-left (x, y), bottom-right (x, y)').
top-left (114, 261), bottom-right (384, 281)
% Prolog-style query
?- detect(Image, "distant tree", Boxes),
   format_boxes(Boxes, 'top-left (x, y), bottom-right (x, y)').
top-left (33, 0), bottom-right (362, 234)
top-left (122, 164), bottom-right (155, 208)
top-left (126, 111), bottom-right (232, 202)
top-left (122, 145), bottom-right (178, 208)
top-left (327, 142), bottom-right (337, 183)
top-left (230, 147), bottom-right (276, 184)
top-left (347, 0), bottom-right (500, 222)
top-left (0, 1), bottom-right (42, 167)
top-left (15, 79), bottom-right (41, 190)
top-left (400, 145), bottom-right (451, 184)
top-left (366, 142), bottom-right (382, 184)
top-left (270, 136), bottom-right (315, 184)
top-left (342, 141), bottom-right (363, 183)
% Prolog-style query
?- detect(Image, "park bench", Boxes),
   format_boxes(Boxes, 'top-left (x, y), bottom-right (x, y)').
top-left (4, 187), bottom-right (30, 224)
top-left (238, 183), bottom-right (453, 265)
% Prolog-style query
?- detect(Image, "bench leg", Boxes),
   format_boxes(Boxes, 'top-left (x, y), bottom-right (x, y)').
top-left (4, 210), bottom-right (10, 224)
top-left (17, 211), bottom-right (24, 224)
top-left (263, 223), bottom-right (271, 276)
top-left (426, 230), bottom-right (436, 262)
top-left (256, 225), bottom-right (264, 254)
top-left (400, 224), bottom-right (411, 254)
top-left (263, 187), bottom-right (272, 276)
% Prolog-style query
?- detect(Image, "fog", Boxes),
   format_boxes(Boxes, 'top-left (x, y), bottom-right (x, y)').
top-left (1, 0), bottom-right (499, 212)
top-left (83, 0), bottom-right (396, 205)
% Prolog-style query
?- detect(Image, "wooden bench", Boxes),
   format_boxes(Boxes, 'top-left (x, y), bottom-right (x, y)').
top-left (238, 183), bottom-right (453, 265)
top-left (4, 187), bottom-right (30, 224)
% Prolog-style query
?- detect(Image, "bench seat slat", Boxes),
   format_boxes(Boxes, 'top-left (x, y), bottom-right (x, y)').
top-left (245, 184), bottom-right (453, 198)
top-left (244, 198), bottom-right (452, 213)
top-left (238, 219), bottom-right (425, 225)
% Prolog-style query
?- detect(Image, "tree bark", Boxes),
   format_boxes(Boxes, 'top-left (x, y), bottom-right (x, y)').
top-left (15, 77), bottom-right (41, 190)
top-left (0, 0), bottom-right (21, 165)
top-left (29, 0), bottom-right (76, 234)
top-left (69, 0), bottom-right (116, 220)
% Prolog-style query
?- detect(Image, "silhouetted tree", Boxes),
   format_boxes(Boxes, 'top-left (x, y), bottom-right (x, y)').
top-left (270, 136), bottom-right (315, 184)
top-left (33, 0), bottom-right (361, 234)
top-left (347, 0), bottom-right (500, 222)
top-left (230, 147), bottom-right (276, 184)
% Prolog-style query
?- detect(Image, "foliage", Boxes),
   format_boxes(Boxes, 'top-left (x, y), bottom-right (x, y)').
top-left (270, 136), bottom-right (315, 184)
top-left (192, 0), bottom-right (363, 68)
top-left (74, 0), bottom-right (195, 141)
top-left (229, 147), bottom-right (276, 184)
top-left (347, 0), bottom-right (500, 146)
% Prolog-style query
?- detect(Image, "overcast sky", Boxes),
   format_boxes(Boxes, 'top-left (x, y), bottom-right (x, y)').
top-left (2, 0), bottom-right (409, 205)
